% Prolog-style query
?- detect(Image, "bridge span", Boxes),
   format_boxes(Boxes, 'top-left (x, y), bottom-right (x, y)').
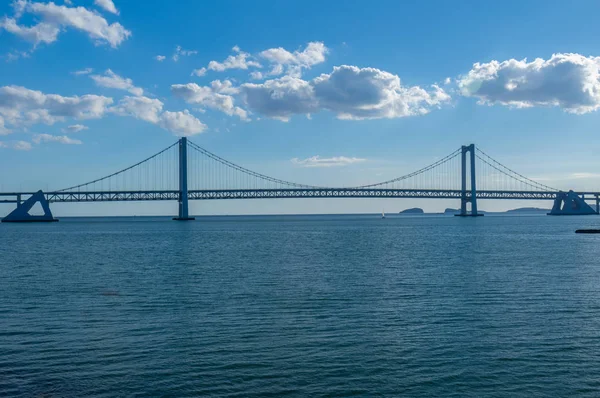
top-left (1, 139), bottom-right (598, 221)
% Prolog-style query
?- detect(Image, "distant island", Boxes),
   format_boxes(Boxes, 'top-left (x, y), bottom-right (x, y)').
top-left (396, 207), bottom-right (550, 215)
top-left (399, 208), bottom-right (424, 214)
top-left (505, 207), bottom-right (549, 213)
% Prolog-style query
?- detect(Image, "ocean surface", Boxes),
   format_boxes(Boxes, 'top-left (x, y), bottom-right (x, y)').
top-left (2, 214), bottom-right (600, 397)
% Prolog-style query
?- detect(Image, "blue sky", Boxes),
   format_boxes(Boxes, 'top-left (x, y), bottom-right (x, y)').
top-left (2, 0), bottom-right (600, 216)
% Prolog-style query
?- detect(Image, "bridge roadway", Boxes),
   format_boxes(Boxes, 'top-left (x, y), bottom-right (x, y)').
top-left (1, 188), bottom-right (600, 203)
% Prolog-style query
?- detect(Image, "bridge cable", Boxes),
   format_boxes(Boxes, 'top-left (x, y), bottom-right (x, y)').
top-left (351, 148), bottom-right (462, 189)
top-left (187, 140), bottom-right (322, 189)
top-left (475, 148), bottom-right (557, 191)
top-left (56, 141), bottom-right (179, 192)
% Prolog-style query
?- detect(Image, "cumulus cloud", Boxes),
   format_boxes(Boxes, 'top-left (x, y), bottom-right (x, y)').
top-left (192, 42), bottom-right (326, 78)
top-left (0, 17), bottom-right (60, 46)
top-left (0, 85), bottom-right (205, 138)
top-left (172, 45), bottom-right (197, 62)
top-left (199, 46), bottom-right (261, 73)
top-left (110, 96), bottom-right (206, 136)
top-left (155, 55), bottom-right (166, 62)
top-left (63, 124), bottom-right (88, 133)
top-left (110, 96), bottom-right (163, 123)
top-left (33, 133), bottom-right (82, 144)
top-left (259, 41), bottom-right (328, 77)
top-left (291, 155), bottom-right (366, 167)
top-left (0, 85), bottom-right (113, 131)
top-left (171, 81), bottom-right (249, 120)
top-left (313, 65), bottom-right (450, 119)
top-left (94, 0), bottom-right (119, 15)
top-left (90, 69), bottom-right (143, 96)
top-left (458, 53), bottom-right (600, 114)
top-left (241, 76), bottom-right (317, 121)
top-left (0, 140), bottom-right (32, 150)
top-left (240, 65), bottom-right (450, 121)
top-left (158, 110), bottom-right (207, 136)
top-left (22, 1), bottom-right (131, 48)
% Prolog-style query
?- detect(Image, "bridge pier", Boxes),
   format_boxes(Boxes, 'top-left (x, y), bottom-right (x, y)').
top-left (1, 190), bottom-right (58, 223)
top-left (173, 137), bottom-right (195, 221)
top-left (456, 144), bottom-right (482, 217)
top-left (548, 191), bottom-right (597, 215)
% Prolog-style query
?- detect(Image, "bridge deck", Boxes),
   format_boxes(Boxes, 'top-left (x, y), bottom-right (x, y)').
top-left (1, 189), bottom-right (599, 203)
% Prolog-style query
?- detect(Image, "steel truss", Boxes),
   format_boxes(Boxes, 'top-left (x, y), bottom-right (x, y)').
top-left (2, 189), bottom-right (599, 204)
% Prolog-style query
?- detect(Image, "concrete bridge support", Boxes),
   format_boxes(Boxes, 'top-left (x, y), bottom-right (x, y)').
top-left (173, 137), bottom-right (195, 221)
top-left (456, 144), bottom-right (482, 217)
top-left (548, 191), bottom-right (598, 215)
top-left (1, 190), bottom-right (58, 222)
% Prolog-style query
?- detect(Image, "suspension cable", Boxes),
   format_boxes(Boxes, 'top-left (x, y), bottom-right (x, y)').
top-left (476, 147), bottom-right (557, 191)
top-left (187, 140), bottom-right (321, 189)
top-left (352, 148), bottom-right (462, 189)
top-left (56, 141), bottom-right (179, 192)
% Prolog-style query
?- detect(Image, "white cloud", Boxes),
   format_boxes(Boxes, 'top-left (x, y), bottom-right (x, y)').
top-left (90, 69), bottom-right (143, 96)
top-left (171, 81), bottom-right (249, 121)
top-left (33, 133), bottom-right (82, 144)
top-left (158, 110), bottom-right (206, 136)
top-left (0, 85), bottom-right (204, 138)
top-left (193, 42), bottom-right (326, 78)
top-left (291, 155), bottom-right (366, 167)
top-left (0, 85), bottom-right (113, 130)
top-left (0, 116), bottom-right (10, 135)
top-left (12, 0), bottom-right (28, 17)
top-left (72, 67), bottom-right (93, 75)
top-left (110, 96), bottom-right (206, 136)
top-left (191, 67), bottom-right (207, 77)
top-left (63, 124), bottom-right (88, 133)
top-left (0, 140), bottom-right (32, 150)
top-left (94, 0), bottom-right (119, 15)
top-left (5, 50), bottom-right (31, 62)
top-left (205, 47), bottom-right (261, 72)
top-left (241, 76), bottom-right (317, 121)
top-left (110, 96), bottom-right (163, 123)
top-left (313, 65), bottom-right (450, 119)
top-left (0, 17), bottom-right (60, 46)
top-left (14, 140), bottom-right (32, 150)
top-left (25, 1), bottom-right (131, 48)
top-left (155, 55), bottom-right (166, 62)
top-left (172, 45), bottom-right (197, 62)
top-left (241, 65), bottom-right (450, 121)
top-left (259, 42), bottom-right (328, 77)
top-left (210, 79), bottom-right (239, 95)
top-left (458, 53), bottom-right (600, 114)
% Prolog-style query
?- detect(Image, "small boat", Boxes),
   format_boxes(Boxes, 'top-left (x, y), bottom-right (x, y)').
top-left (381, 210), bottom-right (385, 219)
top-left (575, 229), bottom-right (600, 234)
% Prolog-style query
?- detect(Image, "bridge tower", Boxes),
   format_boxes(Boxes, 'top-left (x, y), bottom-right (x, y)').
top-left (457, 144), bottom-right (482, 217)
top-left (173, 137), bottom-right (195, 221)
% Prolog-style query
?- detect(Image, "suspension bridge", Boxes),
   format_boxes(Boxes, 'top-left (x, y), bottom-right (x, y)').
top-left (1, 138), bottom-right (599, 222)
